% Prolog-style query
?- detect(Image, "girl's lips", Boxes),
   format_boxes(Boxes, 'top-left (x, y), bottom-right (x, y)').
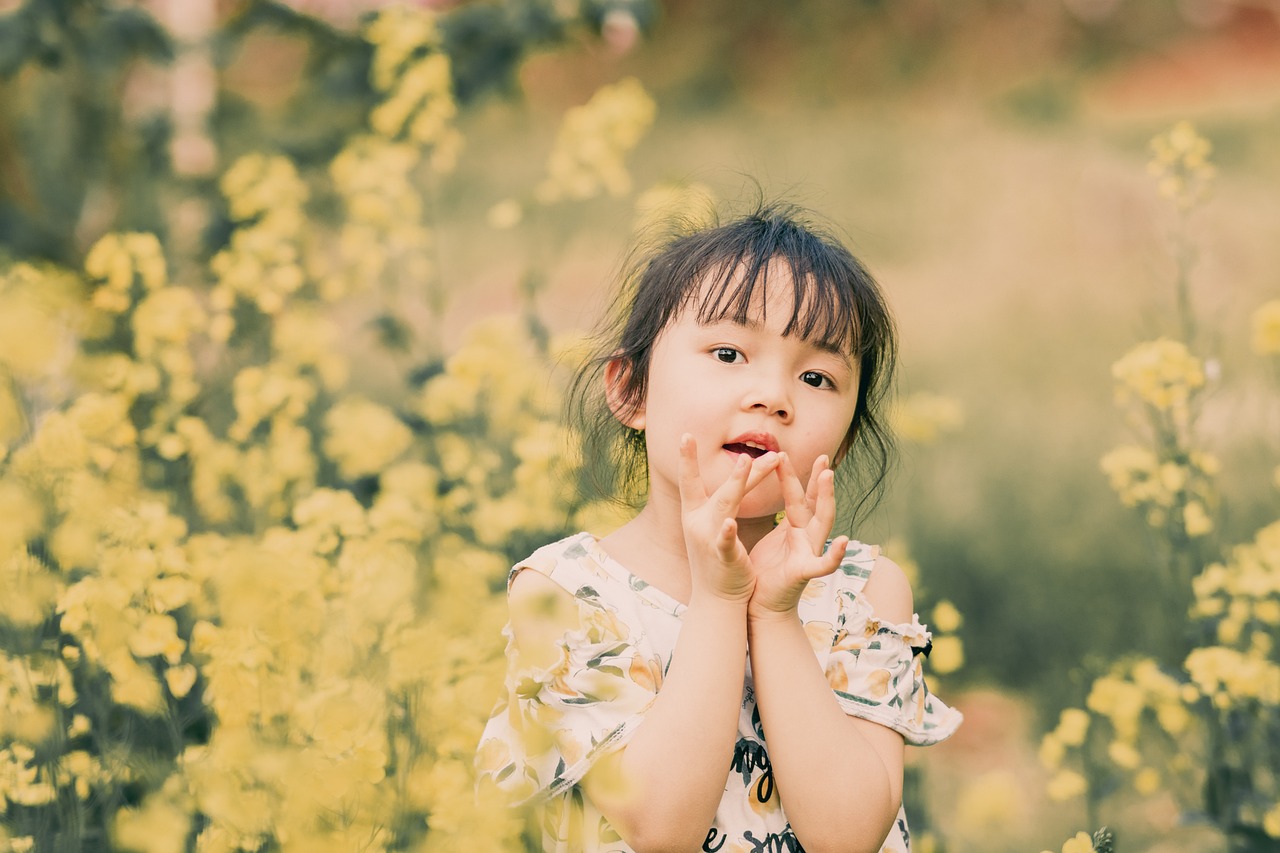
top-left (722, 432), bottom-right (780, 458)
top-left (724, 442), bottom-right (767, 458)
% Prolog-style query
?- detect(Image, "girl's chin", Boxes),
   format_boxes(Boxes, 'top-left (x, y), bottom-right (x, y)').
top-left (734, 495), bottom-right (784, 523)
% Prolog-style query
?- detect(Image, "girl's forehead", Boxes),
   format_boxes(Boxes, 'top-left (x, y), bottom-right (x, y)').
top-left (679, 260), bottom-right (857, 353)
top-left (684, 259), bottom-right (802, 314)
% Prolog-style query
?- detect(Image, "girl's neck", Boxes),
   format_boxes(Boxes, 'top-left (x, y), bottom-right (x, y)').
top-left (597, 498), bottom-right (777, 606)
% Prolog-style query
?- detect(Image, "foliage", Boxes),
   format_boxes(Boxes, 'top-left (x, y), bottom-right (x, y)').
top-left (1040, 122), bottom-right (1280, 853)
top-left (0, 0), bottom-right (656, 266)
top-left (0, 4), bottom-right (662, 850)
top-left (0, 3), bottom-right (984, 851)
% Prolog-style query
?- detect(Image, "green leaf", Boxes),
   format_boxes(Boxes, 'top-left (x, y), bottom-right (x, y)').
top-left (101, 7), bottom-right (174, 64)
top-left (0, 9), bottom-right (35, 79)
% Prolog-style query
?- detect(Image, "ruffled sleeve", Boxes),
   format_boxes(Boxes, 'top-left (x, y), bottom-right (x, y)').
top-left (824, 604), bottom-right (961, 745)
top-left (798, 542), bottom-right (962, 746)
top-left (475, 543), bottom-right (660, 806)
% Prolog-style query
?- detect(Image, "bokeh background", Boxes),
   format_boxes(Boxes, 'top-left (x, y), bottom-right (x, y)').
top-left (1, 1), bottom-right (1279, 851)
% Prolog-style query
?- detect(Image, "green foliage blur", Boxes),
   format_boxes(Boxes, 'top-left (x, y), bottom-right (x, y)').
top-left (1, 0), bottom-right (1279, 851)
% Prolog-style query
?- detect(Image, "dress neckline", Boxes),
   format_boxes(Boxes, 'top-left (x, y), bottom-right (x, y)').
top-left (575, 532), bottom-right (688, 617)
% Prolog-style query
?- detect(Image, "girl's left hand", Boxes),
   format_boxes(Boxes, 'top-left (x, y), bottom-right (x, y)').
top-left (746, 453), bottom-right (848, 621)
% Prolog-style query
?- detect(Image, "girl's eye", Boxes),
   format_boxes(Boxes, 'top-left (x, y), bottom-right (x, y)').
top-left (713, 347), bottom-right (742, 364)
top-left (801, 371), bottom-right (833, 389)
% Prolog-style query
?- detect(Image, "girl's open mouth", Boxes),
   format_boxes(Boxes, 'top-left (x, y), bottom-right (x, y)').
top-left (723, 442), bottom-right (769, 459)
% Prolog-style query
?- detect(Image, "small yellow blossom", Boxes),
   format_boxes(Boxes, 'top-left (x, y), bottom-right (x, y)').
top-left (1107, 739), bottom-right (1141, 770)
top-left (1056, 707), bottom-right (1090, 747)
top-left (951, 771), bottom-right (1019, 837)
top-left (537, 78), bottom-right (656, 203)
top-left (322, 397), bottom-right (413, 480)
top-left (1183, 500), bottom-right (1213, 537)
top-left (84, 232), bottom-right (168, 313)
top-left (930, 600), bottom-right (963, 633)
top-left (1061, 831), bottom-right (1097, 853)
top-left (1147, 120), bottom-right (1215, 211)
top-left (1251, 299), bottom-right (1280, 356)
top-left (1038, 733), bottom-right (1065, 770)
top-left (1111, 338), bottom-right (1205, 413)
top-left (1264, 802), bottom-right (1280, 838)
top-left (1134, 767), bottom-right (1161, 795)
top-left (928, 635), bottom-right (964, 675)
top-left (892, 392), bottom-right (964, 444)
top-left (1047, 769), bottom-right (1088, 801)
top-left (487, 199), bottom-right (523, 230)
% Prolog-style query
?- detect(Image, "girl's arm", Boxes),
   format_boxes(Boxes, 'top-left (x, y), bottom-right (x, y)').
top-left (744, 455), bottom-right (908, 853)
top-left (746, 556), bottom-right (911, 853)
top-left (568, 438), bottom-right (780, 851)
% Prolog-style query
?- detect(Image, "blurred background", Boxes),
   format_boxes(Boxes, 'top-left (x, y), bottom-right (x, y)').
top-left (1, 1), bottom-right (1279, 851)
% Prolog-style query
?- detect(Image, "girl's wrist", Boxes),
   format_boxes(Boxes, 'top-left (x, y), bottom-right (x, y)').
top-left (745, 603), bottom-right (803, 627)
top-left (687, 586), bottom-right (753, 614)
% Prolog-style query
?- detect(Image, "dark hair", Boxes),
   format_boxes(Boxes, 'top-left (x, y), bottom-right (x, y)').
top-left (568, 201), bottom-right (898, 525)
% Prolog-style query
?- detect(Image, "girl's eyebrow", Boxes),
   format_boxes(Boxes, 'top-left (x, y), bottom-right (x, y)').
top-left (698, 316), bottom-right (855, 364)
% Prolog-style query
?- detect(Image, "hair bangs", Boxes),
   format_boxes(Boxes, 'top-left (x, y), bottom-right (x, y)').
top-left (687, 249), bottom-right (862, 356)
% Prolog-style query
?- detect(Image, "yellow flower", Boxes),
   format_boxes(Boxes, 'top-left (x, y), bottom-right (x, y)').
top-left (322, 397), bottom-right (413, 480)
top-left (106, 651), bottom-right (165, 715)
top-left (0, 548), bottom-right (59, 629)
top-left (1147, 120), bottom-right (1215, 211)
top-left (365, 5), bottom-right (441, 92)
top-left (1251, 299), bottom-right (1280, 356)
top-left (1056, 707), bottom-right (1090, 747)
top-left (929, 635), bottom-right (964, 675)
top-left (220, 153), bottom-right (308, 224)
top-left (487, 198), bottom-right (523, 229)
top-left (1107, 739), bottom-right (1141, 770)
top-left (132, 286), bottom-right (207, 362)
top-left (1183, 500), bottom-right (1213, 537)
top-left (165, 664), bottom-right (198, 699)
top-left (951, 771), bottom-right (1019, 837)
top-left (113, 797), bottom-right (192, 853)
top-left (1111, 338), bottom-right (1205, 413)
top-left (892, 392), bottom-right (964, 445)
top-left (1133, 767), bottom-right (1161, 795)
top-left (84, 232), bottom-right (168, 313)
top-left (1061, 831), bottom-right (1097, 853)
top-left (537, 78), bottom-right (656, 203)
top-left (129, 613), bottom-right (186, 664)
top-left (0, 283), bottom-right (69, 379)
top-left (930, 599), bottom-right (963, 632)
top-left (1264, 802), bottom-right (1280, 838)
top-left (1038, 733), bottom-right (1065, 770)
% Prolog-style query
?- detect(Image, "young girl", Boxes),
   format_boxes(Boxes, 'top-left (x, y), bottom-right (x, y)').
top-left (475, 203), bottom-right (961, 853)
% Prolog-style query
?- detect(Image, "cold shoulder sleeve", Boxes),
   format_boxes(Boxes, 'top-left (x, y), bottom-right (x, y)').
top-left (797, 542), bottom-right (962, 747)
top-left (475, 536), bottom-right (662, 806)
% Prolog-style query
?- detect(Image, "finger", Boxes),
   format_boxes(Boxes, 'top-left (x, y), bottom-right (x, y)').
top-left (804, 535), bottom-right (849, 580)
top-left (677, 433), bottom-right (707, 508)
top-left (809, 468), bottom-right (838, 550)
top-left (775, 453), bottom-right (812, 528)
top-left (716, 517), bottom-right (742, 563)
top-left (804, 454), bottom-right (828, 509)
top-left (712, 452), bottom-right (753, 518)
top-left (742, 450), bottom-right (783, 494)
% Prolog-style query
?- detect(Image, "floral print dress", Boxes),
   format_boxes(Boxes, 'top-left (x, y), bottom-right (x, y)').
top-left (475, 532), bottom-right (962, 853)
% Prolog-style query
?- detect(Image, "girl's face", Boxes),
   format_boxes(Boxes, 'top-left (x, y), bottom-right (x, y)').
top-left (616, 269), bottom-right (861, 521)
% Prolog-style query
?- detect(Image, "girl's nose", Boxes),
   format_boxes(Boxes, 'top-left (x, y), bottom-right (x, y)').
top-left (743, 375), bottom-right (792, 422)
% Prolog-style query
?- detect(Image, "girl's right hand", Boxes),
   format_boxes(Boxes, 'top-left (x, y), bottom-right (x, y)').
top-left (677, 433), bottom-right (779, 603)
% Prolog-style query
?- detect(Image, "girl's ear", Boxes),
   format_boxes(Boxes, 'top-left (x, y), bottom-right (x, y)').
top-left (604, 357), bottom-right (645, 430)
